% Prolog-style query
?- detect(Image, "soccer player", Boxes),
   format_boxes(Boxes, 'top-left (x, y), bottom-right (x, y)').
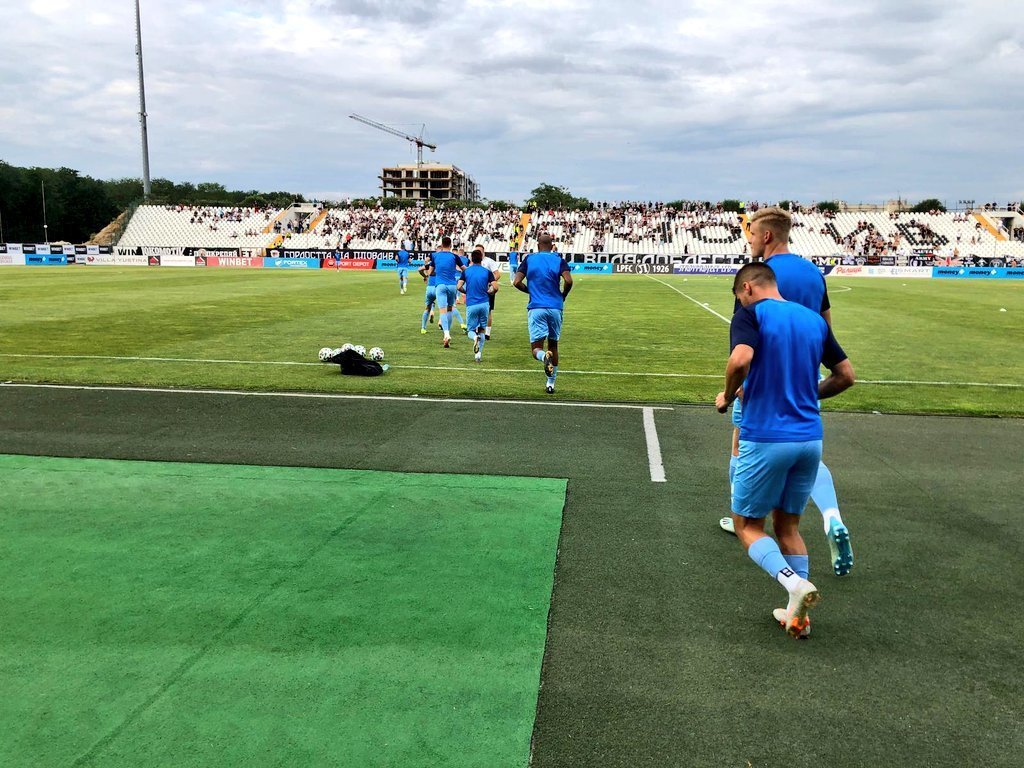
top-left (431, 236), bottom-right (465, 348)
top-left (396, 243), bottom-right (411, 294)
top-left (418, 253), bottom-right (436, 334)
top-left (721, 206), bottom-right (855, 578)
top-left (512, 233), bottom-right (572, 394)
top-left (716, 262), bottom-right (855, 638)
top-left (508, 249), bottom-right (520, 285)
top-left (457, 249), bottom-right (499, 362)
top-left (475, 244), bottom-right (501, 339)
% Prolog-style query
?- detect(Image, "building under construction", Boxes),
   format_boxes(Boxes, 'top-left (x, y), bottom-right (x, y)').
top-left (380, 163), bottom-right (479, 202)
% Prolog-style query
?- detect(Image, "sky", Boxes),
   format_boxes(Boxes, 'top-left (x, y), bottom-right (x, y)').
top-left (1, 0), bottom-right (1022, 205)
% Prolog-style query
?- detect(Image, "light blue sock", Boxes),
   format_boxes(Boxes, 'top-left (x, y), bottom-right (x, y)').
top-left (784, 554), bottom-right (810, 579)
top-left (478, 336), bottom-right (485, 353)
top-left (452, 307), bottom-right (464, 325)
top-left (747, 537), bottom-right (791, 579)
top-left (534, 349), bottom-right (546, 362)
top-left (549, 364), bottom-right (558, 383)
top-left (729, 455), bottom-right (738, 485)
top-left (441, 314), bottom-right (450, 332)
top-left (811, 462), bottom-right (839, 512)
top-left (421, 310), bottom-right (429, 330)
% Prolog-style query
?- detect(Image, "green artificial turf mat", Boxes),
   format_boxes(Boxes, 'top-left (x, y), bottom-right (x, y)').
top-left (0, 454), bottom-right (565, 767)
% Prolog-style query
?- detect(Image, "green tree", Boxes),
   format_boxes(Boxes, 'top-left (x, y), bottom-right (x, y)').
top-left (911, 198), bottom-right (946, 212)
top-left (527, 183), bottom-right (591, 210)
top-left (816, 200), bottom-right (841, 213)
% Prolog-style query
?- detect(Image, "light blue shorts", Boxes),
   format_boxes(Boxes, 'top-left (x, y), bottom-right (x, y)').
top-left (435, 284), bottom-right (457, 309)
top-left (424, 285), bottom-right (437, 305)
top-left (731, 396), bottom-right (743, 427)
top-left (732, 439), bottom-right (822, 519)
top-left (397, 267), bottom-right (408, 279)
top-left (467, 302), bottom-right (489, 332)
top-left (528, 308), bottom-right (562, 343)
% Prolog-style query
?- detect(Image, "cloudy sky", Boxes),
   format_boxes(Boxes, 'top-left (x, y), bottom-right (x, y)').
top-left (2, 0), bottom-right (1022, 205)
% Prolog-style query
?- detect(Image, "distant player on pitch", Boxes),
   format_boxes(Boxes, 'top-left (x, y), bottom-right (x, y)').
top-left (457, 249), bottom-right (499, 363)
top-left (474, 244), bottom-right (501, 339)
top-left (717, 262), bottom-right (855, 638)
top-left (418, 253), bottom-right (436, 334)
top-left (512, 233), bottom-right (572, 394)
top-left (430, 236), bottom-right (465, 348)
top-left (396, 243), bottom-right (411, 294)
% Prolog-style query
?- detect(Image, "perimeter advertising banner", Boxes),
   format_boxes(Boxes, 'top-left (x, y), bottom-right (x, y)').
top-left (933, 266), bottom-right (1024, 279)
top-left (323, 257), bottom-right (376, 270)
top-left (263, 257), bottom-right (320, 269)
top-left (569, 263), bottom-right (613, 274)
top-left (207, 255), bottom-right (264, 268)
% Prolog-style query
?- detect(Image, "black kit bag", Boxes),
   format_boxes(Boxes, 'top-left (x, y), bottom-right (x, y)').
top-left (333, 349), bottom-right (385, 376)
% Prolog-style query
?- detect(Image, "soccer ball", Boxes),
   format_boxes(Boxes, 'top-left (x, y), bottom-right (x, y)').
top-left (369, 347), bottom-right (384, 362)
top-left (318, 347), bottom-right (333, 361)
top-left (353, 345), bottom-right (367, 357)
top-left (341, 343), bottom-right (354, 352)
top-left (331, 347), bottom-right (344, 357)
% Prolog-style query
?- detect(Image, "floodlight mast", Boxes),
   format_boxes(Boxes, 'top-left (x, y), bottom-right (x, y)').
top-left (348, 114), bottom-right (437, 168)
top-left (135, 0), bottom-right (151, 197)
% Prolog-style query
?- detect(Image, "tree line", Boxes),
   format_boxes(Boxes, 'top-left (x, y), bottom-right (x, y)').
top-left (0, 161), bottom-right (304, 243)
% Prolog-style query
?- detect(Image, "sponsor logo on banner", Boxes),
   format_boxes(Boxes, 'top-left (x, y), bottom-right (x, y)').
top-left (25, 254), bottom-right (68, 266)
top-left (616, 263), bottom-right (671, 274)
top-left (672, 264), bottom-right (740, 275)
top-left (239, 247), bottom-right (264, 258)
top-left (159, 254), bottom-right (197, 267)
top-left (63, 244), bottom-right (77, 255)
top-left (208, 255), bottom-right (264, 268)
top-left (0, 252), bottom-right (27, 266)
top-left (375, 258), bottom-right (426, 271)
top-left (326, 258), bottom-right (375, 270)
top-left (831, 265), bottom-right (864, 276)
top-left (113, 252), bottom-right (147, 266)
top-left (148, 255), bottom-right (161, 266)
top-left (568, 263), bottom-right (613, 274)
top-left (263, 257), bottom-right (320, 269)
top-left (195, 255), bottom-right (207, 267)
top-left (6, 243), bottom-right (24, 255)
top-left (858, 265), bottom-right (933, 278)
top-left (933, 266), bottom-right (1024, 279)
top-left (85, 253), bottom-right (116, 265)
top-left (276, 249), bottom-right (334, 259)
top-left (87, 245), bottom-right (101, 256)
top-left (115, 246), bottom-right (140, 256)
top-left (143, 246), bottom-right (183, 257)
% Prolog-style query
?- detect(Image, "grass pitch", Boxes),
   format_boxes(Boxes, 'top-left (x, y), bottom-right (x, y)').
top-left (0, 267), bottom-right (1020, 415)
top-left (0, 454), bottom-right (564, 767)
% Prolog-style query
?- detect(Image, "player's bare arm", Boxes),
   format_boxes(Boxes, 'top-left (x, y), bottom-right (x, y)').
top-left (716, 344), bottom-right (753, 412)
top-left (818, 358), bottom-right (855, 399)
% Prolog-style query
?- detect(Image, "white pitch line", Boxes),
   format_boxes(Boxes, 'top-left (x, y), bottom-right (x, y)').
top-left (642, 407), bottom-right (666, 483)
top-left (0, 382), bottom-right (674, 411)
top-left (646, 275), bottom-right (731, 324)
top-left (0, 353), bottom-right (720, 380)
top-left (1, 354), bottom-right (1020, 389)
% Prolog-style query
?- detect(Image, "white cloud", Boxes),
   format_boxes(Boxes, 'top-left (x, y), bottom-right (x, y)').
top-left (0, 0), bottom-right (1021, 203)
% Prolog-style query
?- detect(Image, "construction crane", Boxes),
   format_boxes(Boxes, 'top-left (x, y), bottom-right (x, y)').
top-left (349, 113), bottom-right (437, 168)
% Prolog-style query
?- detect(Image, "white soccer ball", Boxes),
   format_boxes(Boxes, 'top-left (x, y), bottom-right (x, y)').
top-left (353, 345), bottom-right (367, 357)
top-left (331, 347), bottom-right (344, 357)
top-left (341, 343), bottom-right (354, 352)
top-left (318, 347), bottom-right (333, 361)
top-left (369, 347), bottom-right (384, 362)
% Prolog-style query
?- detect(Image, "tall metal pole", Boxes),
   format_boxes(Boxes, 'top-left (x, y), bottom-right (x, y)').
top-left (41, 180), bottom-right (49, 243)
top-left (135, 0), bottom-right (152, 197)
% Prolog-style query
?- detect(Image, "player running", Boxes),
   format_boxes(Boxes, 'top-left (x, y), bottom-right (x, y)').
top-left (396, 243), bottom-right (411, 294)
top-left (430, 236), bottom-right (465, 348)
top-left (474, 244), bottom-right (501, 339)
top-left (716, 262), bottom-right (855, 638)
top-left (722, 206), bottom-right (855, 578)
top-left (418, 253), bottom-right (436, 334)
top-left (457, 249), bottom-right (499, 362)
top-left (512, 233), bottom-right (572, 394)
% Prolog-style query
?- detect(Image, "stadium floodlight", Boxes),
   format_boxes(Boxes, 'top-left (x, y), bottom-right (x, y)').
top-left (135, 0), bottom-right (152, 197)
top-left (41, 180), bottom-right (49, 243)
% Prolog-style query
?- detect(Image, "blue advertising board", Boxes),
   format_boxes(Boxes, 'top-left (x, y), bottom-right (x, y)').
top-left (375, 258), bottom-right (426, 271)
top-left (263, 257), bottom-right (320, 270)
top-left (25, 254), bottom-right (68, 266)
top-left (933, 266), bottom-right (1024, 279)
top-left (568, 263), bottom-right (613, 274)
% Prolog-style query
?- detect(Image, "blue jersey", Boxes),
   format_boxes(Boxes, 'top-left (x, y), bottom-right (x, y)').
top-left (431, 250), bottom-right (461, 284)
top-left (517, 251), bottom-right (570, 310)
top-left (734, 253), bottom-right (830, 315)
top-left (730, 299), bottom-right (847, 443)
top-left (422, 256), bottom-right (437, 286)
top-left (509, 251), bottom-right (519, 270)
top-left (461, 264), bottom-right (495, 306)
top-left (397, 249), bottom-right (410, 267)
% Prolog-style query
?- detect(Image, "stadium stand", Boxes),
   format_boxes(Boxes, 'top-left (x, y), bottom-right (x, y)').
top-left (115, 203), bottom-right (1024, 260)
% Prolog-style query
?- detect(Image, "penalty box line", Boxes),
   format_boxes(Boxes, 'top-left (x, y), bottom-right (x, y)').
top-left (1, 353), bottom-right (1020, 389)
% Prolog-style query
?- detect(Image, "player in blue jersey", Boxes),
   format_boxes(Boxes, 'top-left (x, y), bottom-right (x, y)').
top-left (716, 262), bottom-right (855, 638)
top-left (508, 250), bottom-right (520, 285)
top-left (418, 253), bottom-right (436, 334)
top-left (396, 244), bottom-right (411, 294)
top-left (721, 206), bottom-right (854, 578)
top-left (512, 233), bottom-right (573, 394)
top-left (430, 236), bottom-right (466, 348)
top-left (457, 249), bottom-right (499, 363)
